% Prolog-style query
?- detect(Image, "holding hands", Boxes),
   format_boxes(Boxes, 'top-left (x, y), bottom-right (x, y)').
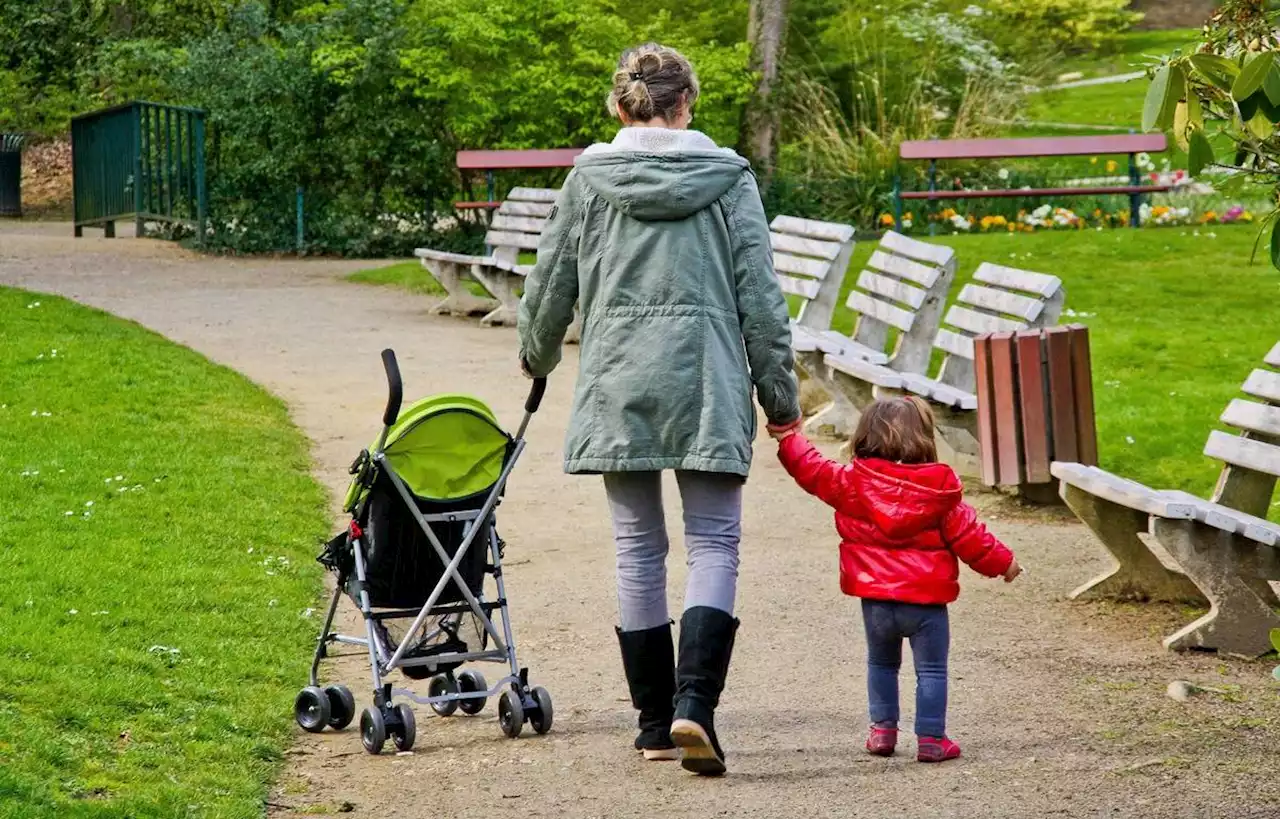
top-left (767, 418), bottom-right (802, 441)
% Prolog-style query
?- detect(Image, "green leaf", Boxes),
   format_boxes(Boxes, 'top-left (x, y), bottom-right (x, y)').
top-left (1271, 219), bottom-right (1280, 271)
top-left (1143, 65), bottom-right (1183, 133)
top-left (1186, 93), bottom-right (1204, 130)
top-left (1271, 628), bottom-right (1280, 654)
top-left (1188, 130), bottom-right (1214, 176)
top-left (1266, 64), bottom-right (1280, 106)
top-left (1249, 110), bottom-right (1275, 139)
top-left (1173, 102), bottom-right (1191, 151)
top-left (1189, 53), bottom-right (1240, 91)
top-left (1233, 52), bottom-right (1274, 101)
top-left (1238, 92), bottom-right (1261, 123)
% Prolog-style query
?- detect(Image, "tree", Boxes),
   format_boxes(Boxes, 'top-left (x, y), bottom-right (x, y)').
top-left (743, 0), bottom-right (788, 183)
top-left (1142, 0), bottom-right (1280, 267)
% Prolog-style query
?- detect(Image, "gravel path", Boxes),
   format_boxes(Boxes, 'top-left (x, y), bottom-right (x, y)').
top-left (2, 223), bottom-right (1275, 819)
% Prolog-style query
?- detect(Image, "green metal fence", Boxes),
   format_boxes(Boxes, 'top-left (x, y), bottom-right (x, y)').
top-left (71, 101), bottom-right (206, 240)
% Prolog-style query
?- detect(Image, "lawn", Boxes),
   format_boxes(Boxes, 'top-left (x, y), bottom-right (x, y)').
top-left (0, 288), bottom-right (329, 818)
top-left (1022, 29), bottom-right (1199, 132)
top-left (351, 226), bottom-right (1279, 518)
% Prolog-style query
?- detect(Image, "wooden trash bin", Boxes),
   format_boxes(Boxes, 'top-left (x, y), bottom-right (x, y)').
top-left (973, 325), bottom-right (1098, 502)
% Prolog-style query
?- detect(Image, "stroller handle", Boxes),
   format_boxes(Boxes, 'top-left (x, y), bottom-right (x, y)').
top-left (381, 348), bottom-right (403, 426)
top-left (525, 376), bottom-right (548, 414)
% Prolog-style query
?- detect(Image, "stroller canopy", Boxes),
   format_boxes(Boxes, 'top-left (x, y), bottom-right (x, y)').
top-left (345, 394), bottom-right (511, 509)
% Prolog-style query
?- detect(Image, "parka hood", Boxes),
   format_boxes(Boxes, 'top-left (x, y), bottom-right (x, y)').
top-left (573, 127), bottom-right (750, 221)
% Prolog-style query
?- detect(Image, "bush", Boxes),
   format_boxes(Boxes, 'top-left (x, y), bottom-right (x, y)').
top-left (980, 0), bottom-right (1142, 54)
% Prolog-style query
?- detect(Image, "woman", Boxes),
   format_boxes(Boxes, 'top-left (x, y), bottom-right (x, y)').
top-left (517, 43), bottom-right (800, 777)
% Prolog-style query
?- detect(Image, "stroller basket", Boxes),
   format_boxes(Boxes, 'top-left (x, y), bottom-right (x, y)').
top-left (298, 350), bottom-right (553, 755)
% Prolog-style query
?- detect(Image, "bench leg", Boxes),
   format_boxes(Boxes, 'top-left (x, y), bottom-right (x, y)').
top-left (806, 366), bottom-right (873, 440)
top-left (564, 304), bottom-right (582, 345)
top-left (423, 260), bottom-right (498, 317)
top-left (473, 268), bottom-right (521, 328)
top-left (1151, 518), bottom-right (1280, 657)
top-left (1061, 484), bottom-right (1205, 603)
top-left (932, 405), bottom-right (981, 482)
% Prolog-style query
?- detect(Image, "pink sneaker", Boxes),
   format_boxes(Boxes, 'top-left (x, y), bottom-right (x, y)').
top-left (917, 736), bottom-right (961, 763)
top-left (865, 725), bottom-right (898, 757)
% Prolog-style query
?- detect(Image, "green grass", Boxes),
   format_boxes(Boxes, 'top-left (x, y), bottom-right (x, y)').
top-left (1021, 29), bottom-right (1200, 145)
top-left (830, 227), bottom-right (1280, 513)
top-left (347, 260), bottom-right (446, 296)
top-left (0, 288), bottom-right (329, 817)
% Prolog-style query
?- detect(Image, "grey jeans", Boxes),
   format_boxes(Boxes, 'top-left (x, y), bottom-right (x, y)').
top-left (603, 471), bottom-right (743, 632)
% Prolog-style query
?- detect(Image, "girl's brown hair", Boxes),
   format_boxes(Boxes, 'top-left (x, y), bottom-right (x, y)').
top-left (851, 396), bottom-right (938, 464)
top-left (607, 43), bottom-right (700, 124)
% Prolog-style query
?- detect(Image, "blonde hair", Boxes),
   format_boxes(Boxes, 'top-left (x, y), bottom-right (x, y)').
top-left (607, 43), bottom-right (700, 124)
top-left (851, 397), bottom-right (938, 464)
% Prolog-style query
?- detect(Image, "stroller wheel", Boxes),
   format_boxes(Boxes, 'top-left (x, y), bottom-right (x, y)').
top-left (294, 686), bottom-right (331, 733)
top-left (360, 707), bottom-right (387, 754)
top-left (457, 670), bottom-right (488, 715)
top-left (529, 686), bottom-right (554, 735)
top-left (393, 704), bottom-right (417, 752)
top-left (324, 684), bottom-right (356, 730)
top-left (427, 675), bottom-right (460, 717)
top-left (498, 689), bottom-right (525, 739)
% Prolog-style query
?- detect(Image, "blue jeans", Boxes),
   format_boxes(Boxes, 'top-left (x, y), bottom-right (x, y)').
top-left (861, 599), bottom-right (950, 738)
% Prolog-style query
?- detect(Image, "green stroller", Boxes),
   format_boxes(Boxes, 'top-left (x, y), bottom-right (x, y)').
top-left (294, 349), bottom-right (552, 754)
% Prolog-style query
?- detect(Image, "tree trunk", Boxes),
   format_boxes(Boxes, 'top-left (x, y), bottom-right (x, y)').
top-left (744, 0), bottom-right (788, 187)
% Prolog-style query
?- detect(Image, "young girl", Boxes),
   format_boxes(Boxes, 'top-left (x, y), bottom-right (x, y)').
top-left (769, 397), bottom-right (1020, 762)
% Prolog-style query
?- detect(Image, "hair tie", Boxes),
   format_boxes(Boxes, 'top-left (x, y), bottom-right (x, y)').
top-left (628, 72), bottom-right (644, 81)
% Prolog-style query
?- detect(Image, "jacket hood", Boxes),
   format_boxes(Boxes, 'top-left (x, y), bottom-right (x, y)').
top-left (851, 458), bottom-right (963, 539)
top-left (574, 127), bottom-right (750, 221)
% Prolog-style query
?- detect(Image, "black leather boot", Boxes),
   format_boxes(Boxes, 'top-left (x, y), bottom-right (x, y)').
top-left (615, 623), bottom-right (678, 760)
top-left (669, 606), bottom-right (739, 776)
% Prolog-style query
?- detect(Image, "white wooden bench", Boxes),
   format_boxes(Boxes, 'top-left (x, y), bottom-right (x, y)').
top-left (415, 187), bottom-right (558, 328)
top-left (1052, 341), bottom-right (1280, 657)
top-left (773, 215), bottom-right (856, 342)
top-left (823, 263), bottom-right (1065, 476)
top-left (797, 231), bottom-right (957, 439)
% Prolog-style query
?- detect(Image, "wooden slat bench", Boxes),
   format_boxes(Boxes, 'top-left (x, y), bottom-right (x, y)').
top-left (454, 149), bottom-right (582, 211)
top-left (1051, 341), bottom-right (1280, 657)
top-left (415, 187), bottom-right (558, 327)
top-left (824, 263), bottom-right (1064, 477)
top-left (774, 215), bottom-right (857, 339)
top-left (798, 231), bottom-right (957, 439)
top-left (894, 134), bottom-right (1171, 229)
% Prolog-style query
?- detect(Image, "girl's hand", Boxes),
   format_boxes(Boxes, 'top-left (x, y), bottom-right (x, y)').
top-left (1002, 558), bottom-right (1022, 583)
top-left (767, 418), bottom-right (802, 441)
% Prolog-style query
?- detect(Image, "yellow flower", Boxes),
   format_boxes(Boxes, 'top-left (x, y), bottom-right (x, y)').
top-left (1105, 160), bottom-right (1118, 173)
top-left (940, 208), bottom-right (957, 219)
top-left (879, 213), bottom-right (895, 226)
top-left (1090, 157), bottom-right (1098, 165)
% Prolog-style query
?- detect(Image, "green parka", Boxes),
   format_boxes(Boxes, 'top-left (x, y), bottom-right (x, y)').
top-left (517, 128), bottom-right (800, 477)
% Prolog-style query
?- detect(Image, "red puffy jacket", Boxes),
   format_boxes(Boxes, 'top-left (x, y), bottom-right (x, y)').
top-left (778, 434), bottom-right (1014, 605)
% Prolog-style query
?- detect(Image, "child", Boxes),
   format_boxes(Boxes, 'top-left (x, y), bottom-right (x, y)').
top-left (769, 396), bottom-right (1020, 762)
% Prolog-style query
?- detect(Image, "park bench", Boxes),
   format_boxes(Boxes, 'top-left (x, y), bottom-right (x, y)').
top-left (1051, 341), bottom-right (1280, 657)
top-left (454, 149), bottom-right (582, 211)
top-left (823, 263), bottom-right (1065, 477)
top-left (893, 134), bottom-right (1171, 229)
top-left (415, 187), bottom-right (558, 328)
top-left (775, 215), bottom-right (857, 340)
top-left (798, 231), bottom-right (958, 439)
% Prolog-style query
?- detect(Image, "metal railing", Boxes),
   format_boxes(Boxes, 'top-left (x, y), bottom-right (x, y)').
top-left (71, 101), bottom-right (206, 240)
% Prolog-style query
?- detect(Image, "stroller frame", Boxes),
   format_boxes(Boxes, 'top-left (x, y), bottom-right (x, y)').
top-left (295, 349), bottom-right (552, 754)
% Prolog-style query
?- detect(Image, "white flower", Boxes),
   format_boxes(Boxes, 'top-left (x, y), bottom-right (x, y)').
top-left (26, 302), bottom-right (40, 308)
top-left (85, 501), bottom-right (93, 507)
top-left (997, 168), bottom-right (1009, 180)
top-left (1125, 436), bottom-right (1135, 444)
top-left (268, 599), bottom-right (278, 608)
top-left (68, 609), bottom-right (79, 615)
top-left (148, 645), bottom-right (180, 655)
top-left (301, 608), bottom-right (316, 618)
top-left (64, 511), bottom-right (74, 516)
top-left (92, 610), bottom-right (108, 616)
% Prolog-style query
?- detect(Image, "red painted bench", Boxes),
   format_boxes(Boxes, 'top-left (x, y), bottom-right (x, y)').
top-left (894, 134), bottom-right (1170, 228)
top-left (455, 148), bottom-right (583, 211)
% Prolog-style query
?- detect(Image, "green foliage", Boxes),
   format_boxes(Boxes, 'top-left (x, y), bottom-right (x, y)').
top-left (1141, 0), bottom-right (1280, 269)
top-left (981, 0), bottom-right (1142, 53)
